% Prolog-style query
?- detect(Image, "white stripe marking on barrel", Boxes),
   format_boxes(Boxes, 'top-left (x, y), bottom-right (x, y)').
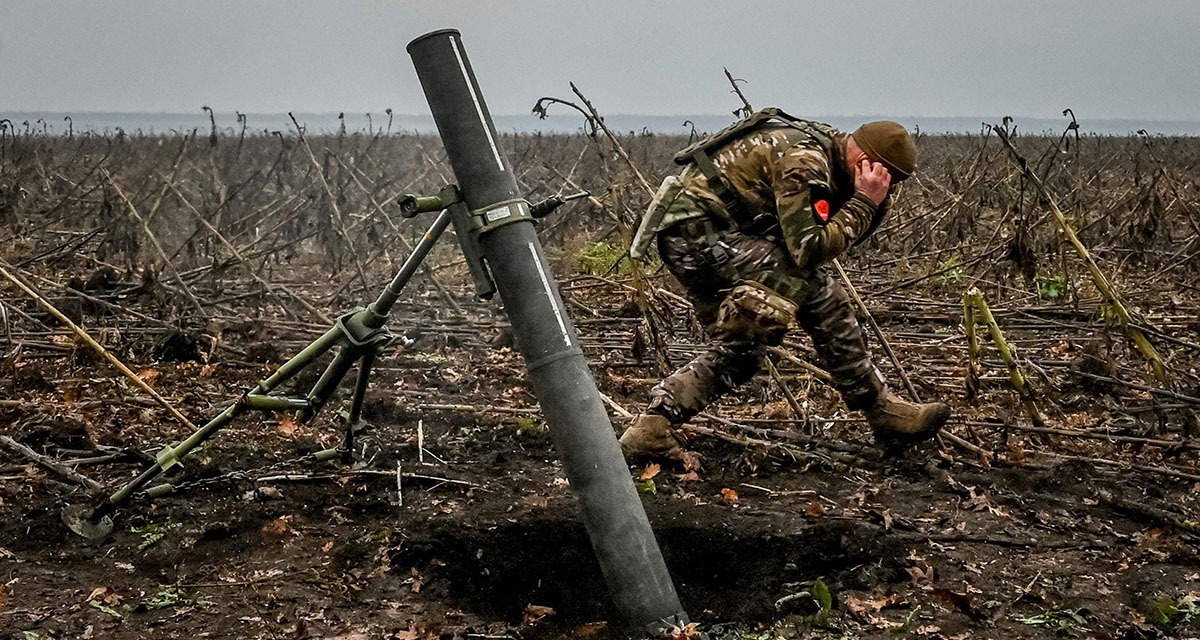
top-left (450, 35), bottom-right (505, 172)
top-left (528, 242), bottom-right (572, 347)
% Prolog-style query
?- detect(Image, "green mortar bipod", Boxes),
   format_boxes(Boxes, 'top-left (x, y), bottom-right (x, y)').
top-left (62, 199), bottom-right (460, 540)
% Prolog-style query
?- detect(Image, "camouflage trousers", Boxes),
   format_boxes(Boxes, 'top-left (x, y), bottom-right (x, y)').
top-left (647, 219), bottom-right (885, 424)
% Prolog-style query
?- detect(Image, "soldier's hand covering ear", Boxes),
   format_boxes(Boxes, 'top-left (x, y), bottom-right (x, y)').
top-left (855, 159), bottom-right (892, 206)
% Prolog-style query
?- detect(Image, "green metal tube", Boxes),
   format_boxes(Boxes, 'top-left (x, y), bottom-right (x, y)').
top-left (256, 326), bottom-right (343, 393)
top-left (90, 403), bottom-right (244, 520)
top-left (299, 348), bottom-right (358, 422)
top-left (243, 395), bottom-right (311, 411)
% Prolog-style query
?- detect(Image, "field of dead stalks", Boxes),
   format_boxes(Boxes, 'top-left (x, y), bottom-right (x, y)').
top-left (1, 118), bottom-right (1199, 639)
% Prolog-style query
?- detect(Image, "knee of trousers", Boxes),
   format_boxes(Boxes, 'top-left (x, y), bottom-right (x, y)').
top-left (648, 344), bottom-right (762, 423)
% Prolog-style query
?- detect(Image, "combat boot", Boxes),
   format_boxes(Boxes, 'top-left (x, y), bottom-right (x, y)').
top-left (618, 414), bottom-right (684, 460)
top-left (865, 390), bottom-right (949, 443)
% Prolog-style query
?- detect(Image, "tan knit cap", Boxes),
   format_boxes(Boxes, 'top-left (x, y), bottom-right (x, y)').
top-left (852, 121), bottom-right (917, 178)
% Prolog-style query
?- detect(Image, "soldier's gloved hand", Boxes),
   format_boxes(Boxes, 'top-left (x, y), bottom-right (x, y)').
top-left (854, 159), bottom-right (893, 206)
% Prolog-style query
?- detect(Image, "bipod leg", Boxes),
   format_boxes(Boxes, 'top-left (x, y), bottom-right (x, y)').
top-left (299, 346), bottom-right (359, 423)
top-left (62, 205), bottom-right (433, 540)
top-left (341, 349), bottom-right (377, 463)
top-left (62, 402), bottom-right (246, 539)
top-left (369, 206), bottom-right (454, 317)
top-left (255, 325), bottom-right (344, 392)
top-left (63, 326), bottom-right (345, 540)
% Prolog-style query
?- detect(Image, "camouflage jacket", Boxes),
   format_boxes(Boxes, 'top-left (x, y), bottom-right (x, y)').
top-left (670, 123), bottom-right (891, 271)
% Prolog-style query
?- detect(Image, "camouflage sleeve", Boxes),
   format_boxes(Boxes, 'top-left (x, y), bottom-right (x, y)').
top-left (854, 190), bottom-right (893, 246)
top-left (773, 143), bottom-right (879, 269)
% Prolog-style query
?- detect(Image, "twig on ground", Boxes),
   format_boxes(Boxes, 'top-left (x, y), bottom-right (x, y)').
top-left (0, 435), bottom-right (102, 492)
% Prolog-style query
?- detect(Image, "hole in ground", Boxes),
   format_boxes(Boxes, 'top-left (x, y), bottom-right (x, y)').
top-left (391, 517), bottom-right (907, 627)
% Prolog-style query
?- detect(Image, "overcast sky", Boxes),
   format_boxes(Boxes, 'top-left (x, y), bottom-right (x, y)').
top-left (3, 0), bottom-right (1199, 121)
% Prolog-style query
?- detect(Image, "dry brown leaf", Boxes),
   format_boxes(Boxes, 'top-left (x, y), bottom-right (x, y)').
top-left (392, 625), bottom-right (436, 640)
top-left (639, 463), bottom-right (661, 481)
top-left (842, 595), bottom-right (873, 621)
top-left (670, 622), bottom-right (702, 639)
top-left (875, 593), bottom-right (909, 609)
top-left (906, 564), bottom-right (934, 585)
top-left (256, 486), bottom-right (283, 500)
top-left (681, 451), bottom-right (703, 472)
top-left (200, 364), bottom-right (217, 377)
top-left (522, 604), bottom-right (556, 625)
top-left (136, 368), bottom-right (160, 388)
top-left (964, 487), bottom-right (1008, 517)
top-left (675, 471), bottom-right (702, 482)
top-left (932, 588), bottom-right (986, 621)
top-left (572, 622), bottom-right (608, 638)
top-left (261, 517), bottom-right (292, 539)
top-left (720, 488), bottom-right (739, 503)
top-left (523, 495), bottom-right (549, 509)
top-left (805, 499), bottom-right (826, 517)
top-left (276, 415), bottom-right (298, 436)
top-left (845, 591), bottom-right (908, 623)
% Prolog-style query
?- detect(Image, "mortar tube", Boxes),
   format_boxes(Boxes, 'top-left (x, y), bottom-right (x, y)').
top-left (407, 29), bottom-right (688, 634)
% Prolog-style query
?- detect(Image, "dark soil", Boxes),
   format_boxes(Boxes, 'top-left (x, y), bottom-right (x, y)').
top-left (2, 131), bottom-right (1199, 639)
top-left (3, 294), bottom-right (1197, 639)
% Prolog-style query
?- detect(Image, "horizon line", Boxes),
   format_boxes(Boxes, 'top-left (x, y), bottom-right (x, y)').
top-left (3, 109), bottom-right (1199, 125)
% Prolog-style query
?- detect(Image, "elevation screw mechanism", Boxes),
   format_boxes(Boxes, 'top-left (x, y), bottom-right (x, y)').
top-left (530, 191), bottom-right (589, 219)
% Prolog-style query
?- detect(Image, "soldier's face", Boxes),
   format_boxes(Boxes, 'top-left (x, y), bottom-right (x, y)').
top-left (846, 137), bottom-right (870, 174)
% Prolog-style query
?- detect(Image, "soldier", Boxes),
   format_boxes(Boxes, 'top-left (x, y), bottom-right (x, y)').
top-left (620, 110), bottom-right (949, 459)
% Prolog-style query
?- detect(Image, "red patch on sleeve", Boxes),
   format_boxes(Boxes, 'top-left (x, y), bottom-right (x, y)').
top-left (814, 199), bottom-right (830, 222)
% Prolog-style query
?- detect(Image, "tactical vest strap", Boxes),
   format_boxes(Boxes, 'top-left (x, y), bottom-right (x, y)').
top-left (678, 218), bottom-right (735, 274)
top-left (672, 107), bottom-right (835, 166)
top-left (689, 148), bottom-right (747, 224)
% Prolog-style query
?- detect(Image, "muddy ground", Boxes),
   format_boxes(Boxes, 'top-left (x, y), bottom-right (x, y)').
top-left (1, 258), bottom-right (1197, 640)
top-left (2, 129), bottom-right (1200, 639)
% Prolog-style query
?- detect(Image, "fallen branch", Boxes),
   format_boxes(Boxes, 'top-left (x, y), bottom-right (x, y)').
top-left (0, 435), bottom-right (102, 492)
top-left (416, 403), bottom-right (539, 415)
top-left (257, 470), bottom-right (475, 488)
top-left (764, 354), bottom-right (809, 432)
top-left (1095, 487), bottom-right (1200, 539)
top-left (682, 423), bottom-right (876, 472)
top-left (832, 259), bottom-right (923, 403)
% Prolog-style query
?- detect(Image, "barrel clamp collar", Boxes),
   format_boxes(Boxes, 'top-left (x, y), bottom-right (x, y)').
top-left (471, 198), bottom-right (532, 235)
